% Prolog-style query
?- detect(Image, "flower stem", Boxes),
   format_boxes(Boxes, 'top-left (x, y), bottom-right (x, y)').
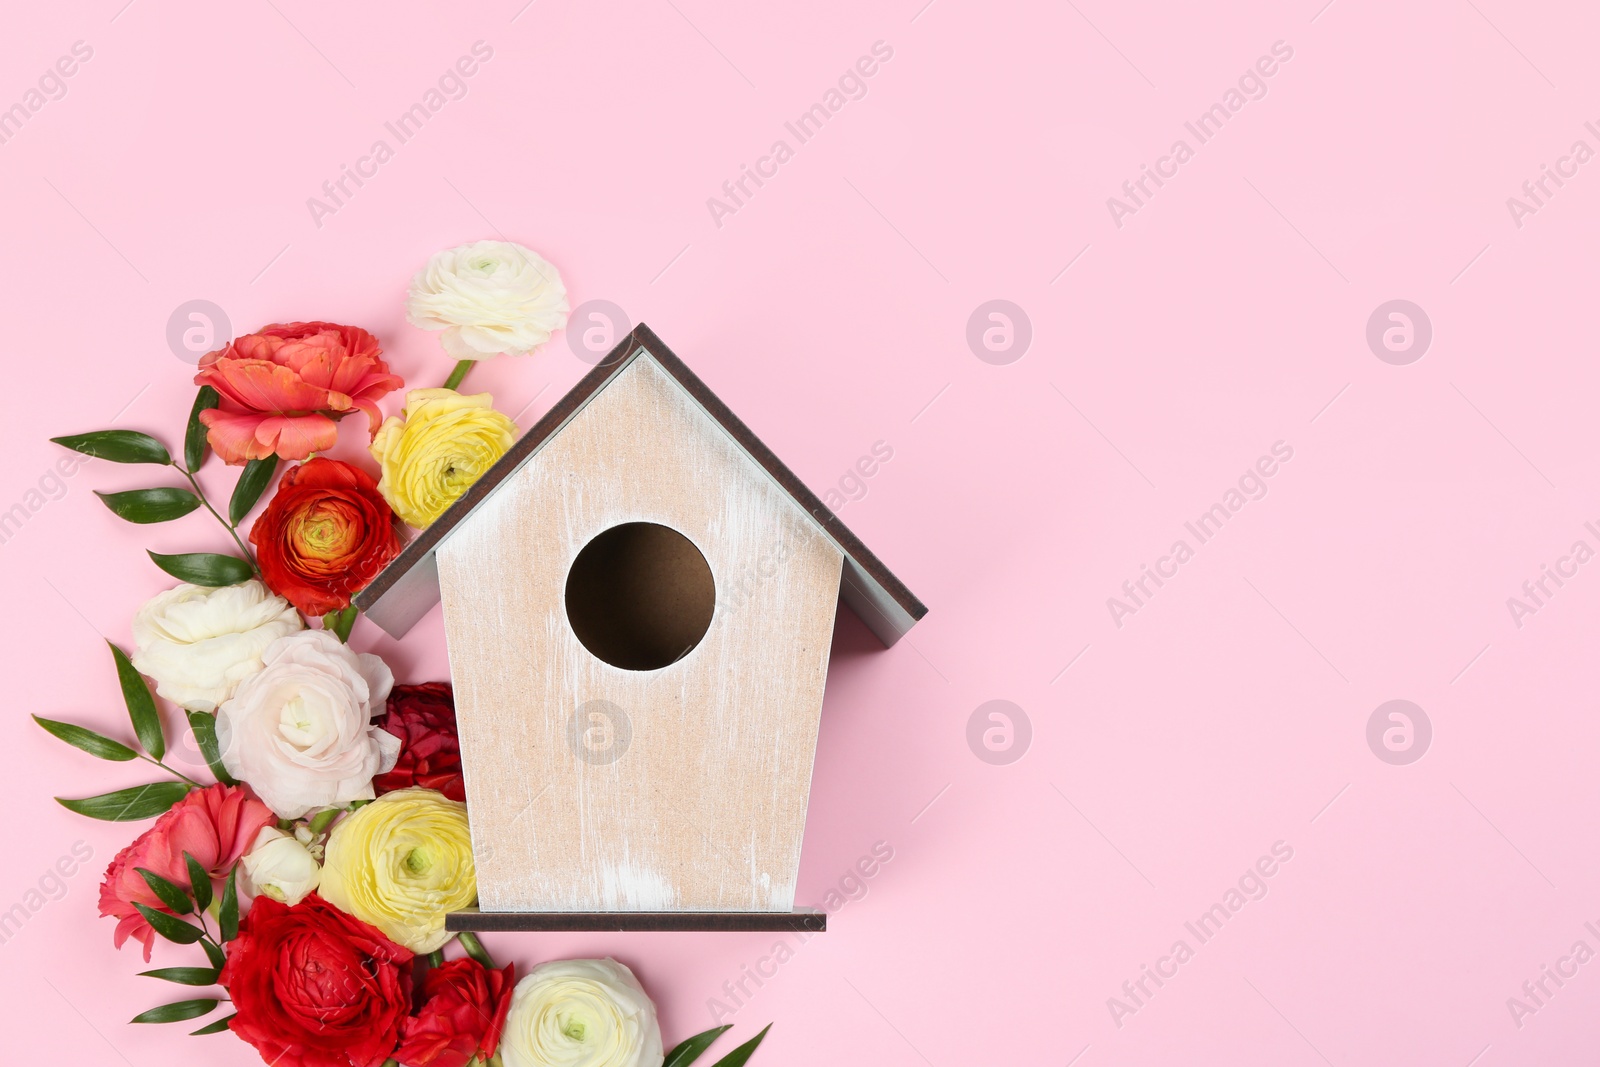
top-left (457, 931), bottom-right (496, 969)
top-left (138, 753), bottom-right (204, 788)
top-left (322, 606), bottom-right (359, 643)
top-left (442, 359), bottom-right (475, 391)
top-left (427, 950), bottom-right (444, 968)
top-left (175, 463), bottom-right (261, 576)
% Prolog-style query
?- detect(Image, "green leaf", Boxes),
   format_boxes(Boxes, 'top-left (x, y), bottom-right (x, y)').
top-left (190, 1013), bottom-right (235, 1036)
top-left (200, 938), bottom-right (227, 972)
top-left (322, 606), bottom-right (357, 643)
top-left (109, 642), bottom-right (164, 759)
top-left (130, 998), bottom-right (218, 1024)
top-left (31, 715), bottom-right (138, 762)
top-left (51, 430), bottom-right (171, 465)
top-left (136, 867), bottom-right (192, 915)
top-left (138, 966), bottom-right (220, 986)
top-left (229, 455), bottom-right (278, 525)
top-left (148, 551), bottom-right (254, 587)
top-left (666, 1025), bottom-right (732, 1067)
top-left (708, 1024), bottom-right (771, 1067)
top-left (184, 853), bottom-right (213, 912)
top-left (56, 781), bottom-right (191, 821)
top-left (95, 486), bottom-right (202, 524)
top-left (184, 387), bottom-right (220, 472)
top-left (185, 709), bottom-right (236, 787)
top-left (134, 903), bottom-right (205, 945)
top-left (218, 866), bottom-right (239, 942)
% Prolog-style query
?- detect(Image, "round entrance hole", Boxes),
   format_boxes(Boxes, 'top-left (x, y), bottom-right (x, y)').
top-left (564, 522), bottom-right (716, 671)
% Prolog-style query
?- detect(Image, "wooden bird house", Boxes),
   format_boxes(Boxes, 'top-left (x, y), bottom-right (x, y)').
top-left (355, 325), bottom-right (925, 932)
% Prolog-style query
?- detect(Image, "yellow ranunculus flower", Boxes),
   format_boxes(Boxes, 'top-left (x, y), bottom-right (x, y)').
top-left (369, 388), bottom-right (517, 529)
top-left (318, 787), bottom-right (476, 953)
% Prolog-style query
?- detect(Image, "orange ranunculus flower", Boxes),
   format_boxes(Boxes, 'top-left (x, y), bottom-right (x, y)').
top-left (250, 458), bottom-right (401, 617)
top-left (195, 321), bottom-right (403, 465)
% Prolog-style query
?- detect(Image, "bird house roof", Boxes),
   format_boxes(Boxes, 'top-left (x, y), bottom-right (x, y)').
top-left (354, 323), bottom-right (926, 645)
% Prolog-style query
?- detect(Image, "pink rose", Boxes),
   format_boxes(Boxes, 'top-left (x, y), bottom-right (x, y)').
top-left (99, 783), bottom-right (275, 960)
top-left (195, 321), bottom-right (403, 465)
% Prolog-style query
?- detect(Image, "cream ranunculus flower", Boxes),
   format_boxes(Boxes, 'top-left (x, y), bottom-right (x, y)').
top-left (129, 581), bottom-right (303, 712)
top-left (405, 240), bottom-right (569, 359)
top-left (369, 388), bottom-right (517, 529)
top-left (239, 826), bottom-right (320, 906)
top-left (500, 958), bottom-right (663, 1067)
top-left (214, 630), bottom-right (398, 819)
top-left (318, 787), bottom-right (475, 953)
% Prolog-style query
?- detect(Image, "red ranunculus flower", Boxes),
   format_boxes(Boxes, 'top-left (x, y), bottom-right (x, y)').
top-left (250, 457), bottom-right (401, 617)
top-left (373, 683), bottom-right (465, 801)
top-left (99, 783), bottom-right (274, 961)
top-left (222, 894), bottom-right (414, 1067)
top-left (393, 958), bottom-right (516, 1067)
top-left (196, 321), bottom-right (403, 465)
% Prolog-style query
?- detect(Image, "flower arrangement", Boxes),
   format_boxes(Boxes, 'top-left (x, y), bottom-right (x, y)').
top-left (35, 241), bottom-right (771, 1067)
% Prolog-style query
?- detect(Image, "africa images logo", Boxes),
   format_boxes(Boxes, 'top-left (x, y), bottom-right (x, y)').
top-left (1105, 40), bottom-right (1295, 228)
top-left (1107, 841), bottom-right (1295, 1028)
top-left (1106, 442), bottom-right (1294, 628)
top-left (705, 41), bottom-right (895, 228)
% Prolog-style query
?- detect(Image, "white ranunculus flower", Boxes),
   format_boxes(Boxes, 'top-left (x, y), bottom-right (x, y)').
top-left (405, 239), bottom-right (570, 359)
top-left (501, 958), bottom-right (663, 1067)
top-left (130, 581), bottom-right (303, 712)
top-left (239, 826), bottom-right (320, 906)
top-left (214, 630), bottom-right (399, 819)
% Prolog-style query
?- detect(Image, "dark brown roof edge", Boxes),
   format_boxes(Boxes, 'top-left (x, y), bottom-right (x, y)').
top-left (355, 323), bottom-right (927, 646)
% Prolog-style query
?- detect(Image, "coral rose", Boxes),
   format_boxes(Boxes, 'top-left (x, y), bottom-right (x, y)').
top-left (195, 321), bottom-right (402, 465)
top-left (369, 388), bottom-right (517, 529)
top-left (250, 458), bottom-right (401, 617)
top-left (222, 894), bottom-right (413, 1067)
top-left (394, 957), bottom-right (517, 1067)
top-left (373, 682), bottom-right (465, 801)
top-left (98, 783), bottom-right (274, 960)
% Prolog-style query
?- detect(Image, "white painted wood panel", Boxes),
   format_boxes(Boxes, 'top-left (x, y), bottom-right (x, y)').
top-left (436, 354), bottom-right (844, 912)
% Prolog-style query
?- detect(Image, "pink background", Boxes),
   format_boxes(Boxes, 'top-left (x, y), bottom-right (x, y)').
top-left (4, 0), bottom-right (1598, 1063)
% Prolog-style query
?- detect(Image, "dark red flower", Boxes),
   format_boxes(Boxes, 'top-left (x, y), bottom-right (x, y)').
top-left (394, 958), bottom-right (516, 1067)
top-left (373, 683), bottom-right (465, 802)
top-left (250, 457), bottom-right (401, 617)
top-left (221, 894), bottom-right (413, 1067)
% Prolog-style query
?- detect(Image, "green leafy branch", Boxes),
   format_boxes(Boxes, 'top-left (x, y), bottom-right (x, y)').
top-left (53, 388), bottom-right (372, 644)
top-left (34, 642), bottom-right (237, 817)
top-left (129, 861), bottom-right (240, 1035)
top-left (665, 1023), bottom-right (772, 1067)
top-left (33, 589), bottom-right (243, 1038)
top-left (51, 386), bottom-right (278, 586)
